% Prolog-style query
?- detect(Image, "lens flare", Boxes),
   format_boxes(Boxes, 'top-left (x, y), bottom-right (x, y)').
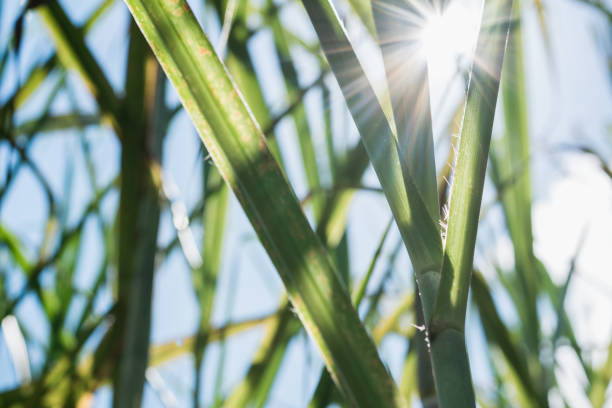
top-left (420, 2), bottom-right (481, 76)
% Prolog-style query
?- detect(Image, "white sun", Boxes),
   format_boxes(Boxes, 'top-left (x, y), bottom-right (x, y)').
top-left (420, 2), bottom-right (482, 83)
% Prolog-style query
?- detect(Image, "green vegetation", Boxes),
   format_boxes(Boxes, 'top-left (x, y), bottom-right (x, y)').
top-left (0, 0), bottom-right (611, 407)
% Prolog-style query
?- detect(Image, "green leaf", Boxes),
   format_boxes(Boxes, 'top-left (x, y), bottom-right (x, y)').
top-left (590, 340), bottom-right (612, 408)
top-left (0, 224), bottom-right (31, 271)
top-left (113, 24), bottom-right (164, 408)
top-left (472, 271), bottom-right (545, 406)
top-left (14, 113), bottom-right (101, 136)
top-left (430, 0), bottom-right (515, 406)
top-left (489, 0), bottom-right (540, 354)
top-left (348, 0), bottom-right (376, 37)
top-left (399, 346), bottom-right (418, 404)
top-left (220, 13), bottom-right (287, 169)
top-left (11, 55), bottom-right (57, 110)
top-left (300, 0), bottom-right (443, 321)
top-left (309, 217), bottom-right (395, 407)
top-left (372, 0), bottom-right (439, 223)
top-left (223, 302), bottom-right (299, 408)
top-left (268, 5), bottom-right (323, 220)
top-left (316, 141), bottom-right (369, 247)
top-left (123, 1), bottom-right (404, 406)
top-left (432, 0), bottom-right (514, 328)
top-left (192, 161), bottom-right (229, 406)
top-left (38, 3), bottom-right (121, 130)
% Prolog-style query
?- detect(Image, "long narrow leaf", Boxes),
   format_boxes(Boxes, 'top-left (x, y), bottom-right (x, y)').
top-left (123, 2), bottom-right (403, 406)
top-left (38, 3), bottom-right (121, 129)
top-left (301, 0), bottom-right (443, 320)
top-left (471, 271), bottom-right (545, 406)
top-left (430, 0), bottom-right (515, 406)
top-left (113, 25), bottom-right (164, 407)
top-left (192, 161), bottom-right (229, 406)
top-left (268, 6), bottom-right (324, 219)
top-left (489, 0), bottom-right (540, 354)
top-left (372, 0), bottom-right (440, 222)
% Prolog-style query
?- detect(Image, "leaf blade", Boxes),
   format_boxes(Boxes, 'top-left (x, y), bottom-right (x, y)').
top-left (123, 1), bottom-right (404, 405)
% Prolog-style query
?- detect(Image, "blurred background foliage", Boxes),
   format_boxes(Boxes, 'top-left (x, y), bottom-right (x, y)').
top-left (0, 0), bottom-right (611, 406)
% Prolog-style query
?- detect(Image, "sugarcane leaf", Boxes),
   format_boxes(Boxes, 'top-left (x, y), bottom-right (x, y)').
top-left (219, 9), bottom-right (287, 169)
top-left (433, 0), bottom-right (514, 327)
top-left (123, 1), bottom-right (404, 405)
top-left (348, 0), bottom-right (376, 37)
top-left (14, 113), bottom-right (101, 136)
top-left (489, 0), bottom-right (540, 354)
top-left (223, 303), bottom-right (299, 408)
top-left (300, 0), bottom-right (443, 322)
top-left (113, 23), bottom-right (165, 407)
top-left (589, 339), bottom-right (612, 407)
top-left (192, 161), bottom-right (229, 406)
top-left (268, 4), bottom-right (324, 220)
top-left (430, 0), bottom-right (515, 406)
top-left (0, 224), bottom-right (31, 272)
top-left (471, 271), bottom-right (545, 406)
top-left (372, 0), bottom-right (439, 222)
top-left (309, 217), bottom-right (395, 407)
top-left (38, 2), bottom-right (121, 130)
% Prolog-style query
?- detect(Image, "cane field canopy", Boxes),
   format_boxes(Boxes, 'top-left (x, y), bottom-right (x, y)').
top-left (0, 0), bottom-right (611, 407)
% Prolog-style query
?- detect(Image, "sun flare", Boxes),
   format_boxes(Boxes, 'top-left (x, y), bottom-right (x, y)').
top-left (420, 2), bottom-right (482, 80)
